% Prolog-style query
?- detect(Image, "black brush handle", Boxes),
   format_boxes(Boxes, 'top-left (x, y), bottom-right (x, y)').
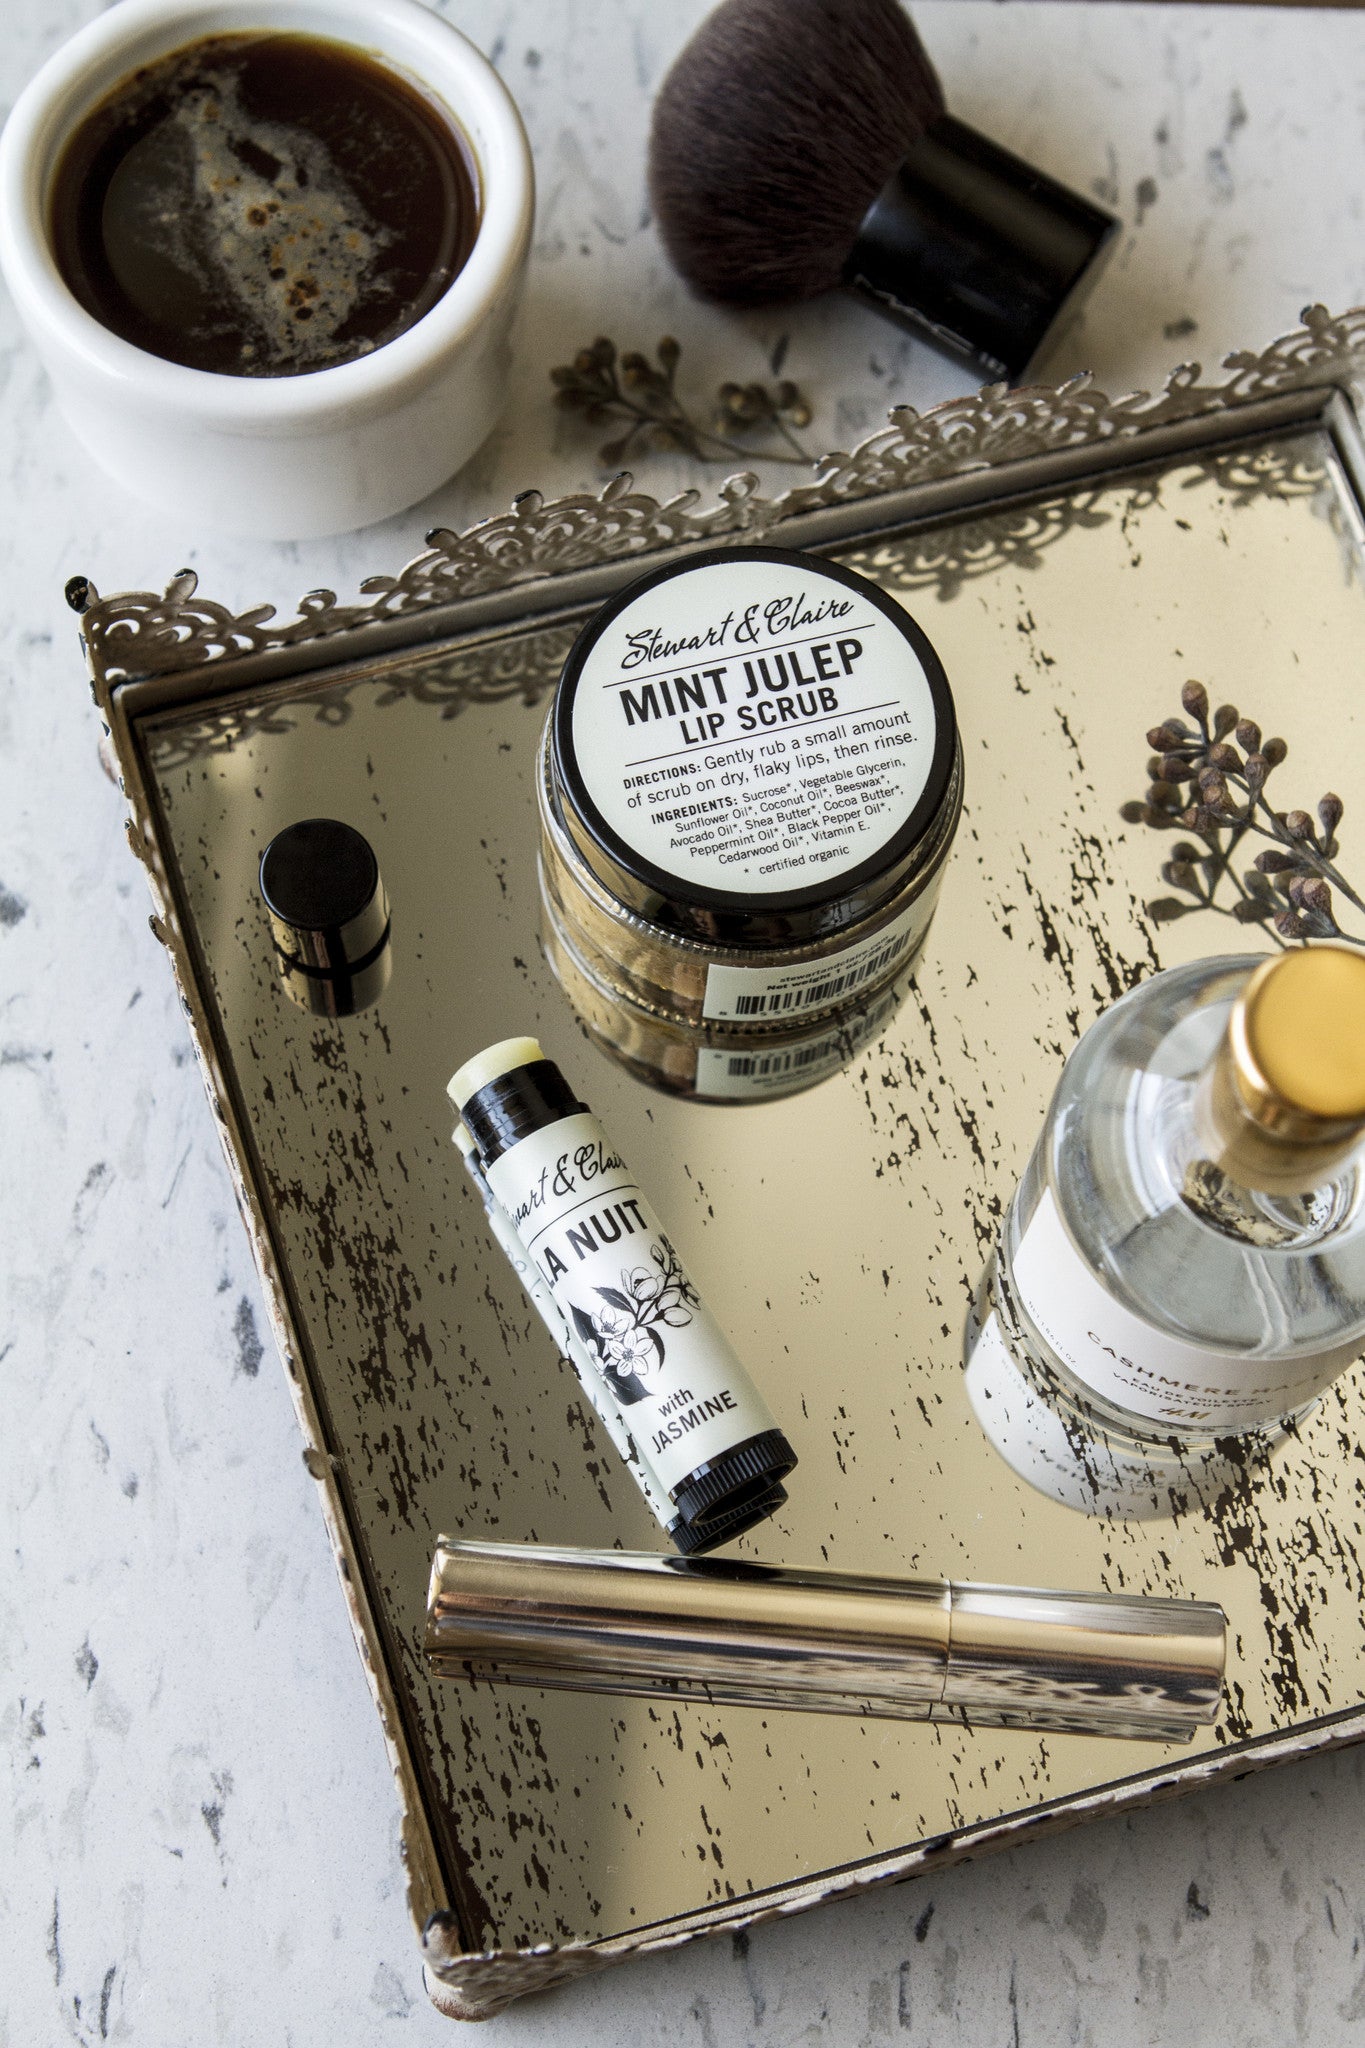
top-left (842, 113), bottom-right (1118, 384)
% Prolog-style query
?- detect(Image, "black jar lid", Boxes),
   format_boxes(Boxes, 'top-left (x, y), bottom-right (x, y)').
top-left (551, 546), bottom-right (957, 947)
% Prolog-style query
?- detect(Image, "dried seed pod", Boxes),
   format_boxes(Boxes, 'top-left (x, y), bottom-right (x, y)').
top-left (1243, 754), bottom-right (1268, 795)
top-left (1197, 768), bottom-right (1228, 802)
top-left (1181, 680), bottom-right (1210, 722)
top-left (1119, 800), bottom-right (1148, 824)
top-left (1208, 742), bottom-right (1242, 772)
top-left (1319, 792), bottom-right (1345, 837)
top-left (1285, 809), bottom-right (1317, 841)
top-left (1254, 849), bottom-right (1297, 874)
top-left (1262, 736), bottom-right (1289, 767)
top-left (1171, 841), bottom-right (1201, 863)
top-left (1163, 859), bottom-right (1197, 888)
top-left (1161, 753), bottom-right (1193, 783)
top-left (1146, 897), bottom-right (1191, 923)
top-left (1232, 897), bottom-right (1272, 923)
top-left (1290, 875), bottom-right (1333, 916)
top-left (1147, 780), bottom-right (1178, 808)
top-left (1235, 718), bottom-right (1262, 753)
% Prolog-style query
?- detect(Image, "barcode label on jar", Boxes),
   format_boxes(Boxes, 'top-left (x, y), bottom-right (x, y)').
top-left (702, 891), bottom-right (928, 1022)
top-left (694, 982), bottom-right (907, 1099)
top-left (695, 1034), bottom-right (854, 1099)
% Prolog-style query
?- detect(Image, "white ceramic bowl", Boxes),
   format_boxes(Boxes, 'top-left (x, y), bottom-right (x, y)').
top-left (0, 0), bottom-right (533, 537)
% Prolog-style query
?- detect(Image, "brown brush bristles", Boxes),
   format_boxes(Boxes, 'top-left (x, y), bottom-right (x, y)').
top-left (648, 0), bottom-right (944, 307)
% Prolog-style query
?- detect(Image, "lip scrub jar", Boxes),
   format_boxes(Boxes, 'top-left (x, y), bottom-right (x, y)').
top-left (539, 544), bottom-right (962, 1101)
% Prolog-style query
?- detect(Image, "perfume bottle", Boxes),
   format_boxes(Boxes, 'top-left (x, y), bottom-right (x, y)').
top-left (989, 945), bottom-right (1365, 1448)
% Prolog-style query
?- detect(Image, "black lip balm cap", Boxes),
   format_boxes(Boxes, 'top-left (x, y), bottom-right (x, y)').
top-left (459, 1057), bottom-right (587, 1169)
top-left (671, 1483), bottom-right (789, 1555)
top-left (671, 1428), bottom-right (798, 1532)
top-left (843, 113), bottom-right (1118, 385)
top-left (259, 817), bottom-right (391, 1017)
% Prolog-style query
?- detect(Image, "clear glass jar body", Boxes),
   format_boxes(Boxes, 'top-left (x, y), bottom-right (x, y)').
top-left (995, 954), bottom-right (1365, 1450)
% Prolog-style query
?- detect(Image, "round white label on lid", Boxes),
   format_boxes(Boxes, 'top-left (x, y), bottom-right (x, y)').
top-left (557, 551), bottom-right (951, 906)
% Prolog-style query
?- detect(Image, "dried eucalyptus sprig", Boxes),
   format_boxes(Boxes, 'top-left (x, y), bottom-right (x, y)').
top-left (1121, 680), bottom-right (1365, 944)
top-left (550, 335), bottom-right (814, 469)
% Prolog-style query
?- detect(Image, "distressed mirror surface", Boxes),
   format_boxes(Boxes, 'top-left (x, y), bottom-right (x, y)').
top-left (84, 316), bottom-right (1365, 2014)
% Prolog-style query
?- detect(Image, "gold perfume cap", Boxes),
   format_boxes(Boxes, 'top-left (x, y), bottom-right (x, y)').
top-left (1230, 945), bottom-right (1365, 1143)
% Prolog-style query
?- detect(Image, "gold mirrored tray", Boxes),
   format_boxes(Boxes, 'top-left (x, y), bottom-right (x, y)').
top-left (73, 306), bottom-right (1365, 2018)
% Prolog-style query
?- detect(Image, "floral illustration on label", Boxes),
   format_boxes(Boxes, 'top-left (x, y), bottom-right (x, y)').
top-left (568, 1236), bottom-right (699, 1405)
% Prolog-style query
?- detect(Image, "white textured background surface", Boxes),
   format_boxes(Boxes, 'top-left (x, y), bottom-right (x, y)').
top-left (6, 3), bottom-right (1365, 2041)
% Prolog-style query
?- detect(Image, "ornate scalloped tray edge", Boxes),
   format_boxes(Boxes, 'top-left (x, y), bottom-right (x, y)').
top-left (67, 303), bottom-right (1365, 687)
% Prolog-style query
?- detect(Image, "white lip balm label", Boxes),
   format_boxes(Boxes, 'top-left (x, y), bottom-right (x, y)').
top-left (567, 556), bottom-right (940, 897)
top-left (484, 1113), bottom-right (778, 1492)
top-left (1012, 1188), bottom-right (1364, 1429)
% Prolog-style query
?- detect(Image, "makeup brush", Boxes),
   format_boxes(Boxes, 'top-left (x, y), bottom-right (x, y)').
top-left (648, 0), bottom-right (1117, 385)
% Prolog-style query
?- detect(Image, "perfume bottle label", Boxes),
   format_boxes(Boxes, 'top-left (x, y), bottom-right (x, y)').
top-left (1011, 1189), bottom-right (1364, 1429)
top-left (566, 554), bottom-right (943, 897)
top-left (485, 1113), bottom-right (777, 1491)
top-left (701, 889), bottom-right (930, 1021)
top-left (965, 1306), bottom-right (1111, 1512)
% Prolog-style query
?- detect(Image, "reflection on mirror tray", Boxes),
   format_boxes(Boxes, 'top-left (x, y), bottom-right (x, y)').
top-left (81, 313), bottom-right (1365, 2008)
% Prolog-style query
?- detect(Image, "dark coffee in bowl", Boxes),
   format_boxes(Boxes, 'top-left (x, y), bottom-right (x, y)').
top-left (49, 32), bottom-right (480, 377)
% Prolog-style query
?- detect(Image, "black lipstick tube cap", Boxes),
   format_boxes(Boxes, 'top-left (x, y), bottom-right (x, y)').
top-left (259, 817), bottom-right (391, 1017)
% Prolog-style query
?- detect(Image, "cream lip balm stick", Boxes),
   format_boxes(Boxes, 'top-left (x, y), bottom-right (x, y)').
top-left (448, 1038), bottom-right (796, 1548)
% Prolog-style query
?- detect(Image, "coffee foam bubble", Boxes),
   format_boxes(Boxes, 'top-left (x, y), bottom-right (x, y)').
top-left (111, 66), bottom-right (393, 373)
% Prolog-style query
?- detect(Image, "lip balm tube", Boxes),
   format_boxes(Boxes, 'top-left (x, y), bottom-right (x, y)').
top-left (448, 1038), bottom-right (797, 1545)
top-left (452, 1123), bottom-right (783, 1553)
top-left (453, 1122), bottom-right (726, 1548)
